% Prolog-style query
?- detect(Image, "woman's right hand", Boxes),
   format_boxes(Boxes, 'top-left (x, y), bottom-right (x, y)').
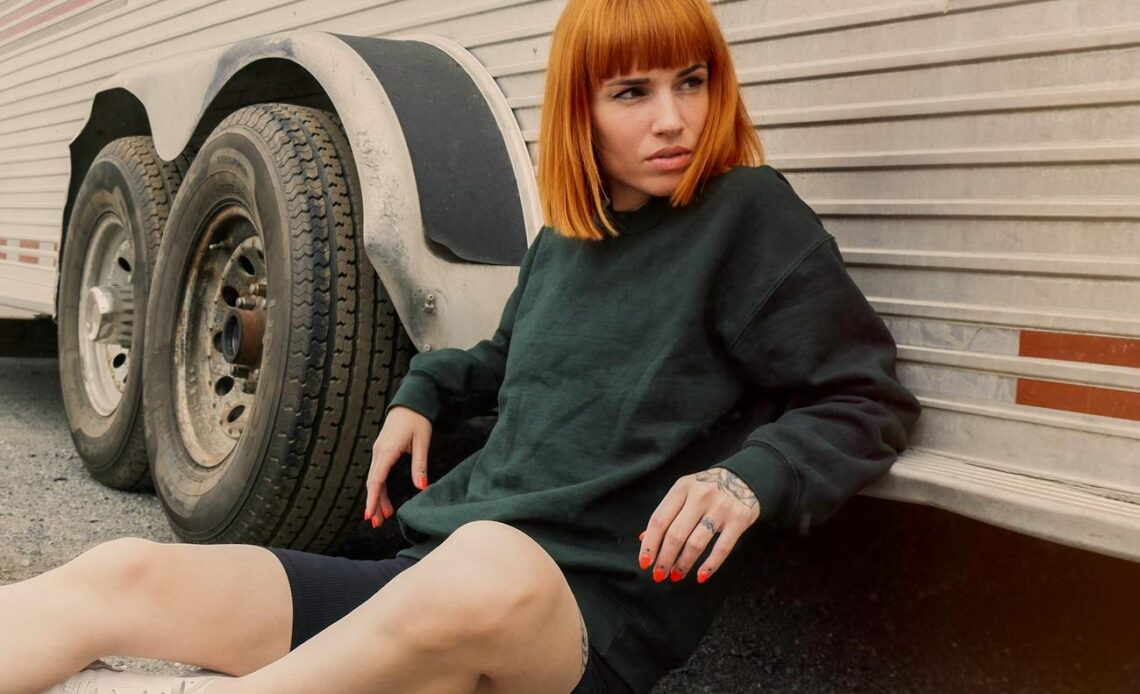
top-left (364, 406), bottom-right (433, 528)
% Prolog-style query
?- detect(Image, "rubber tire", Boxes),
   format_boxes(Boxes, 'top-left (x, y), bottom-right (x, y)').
top-left (144, 103), bottom-right (413, 552)
top-left (58, 136), bottom-right (187, 491)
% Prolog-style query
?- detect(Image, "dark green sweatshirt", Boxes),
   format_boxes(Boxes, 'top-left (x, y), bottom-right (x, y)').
top-left (388, 165), bottom-right (921, 694)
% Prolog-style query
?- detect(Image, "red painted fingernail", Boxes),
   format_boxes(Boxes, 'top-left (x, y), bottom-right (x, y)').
top-left (653, 567), bottom-right (666, 583)
top-left (417, 475), bottom-right (428, 490)
top-left (670, 568), bottom-right (683, 582)
top-left (371, 517), bottom-right (379, 529)
top-left (697, 569), bottom-right (710, 584)
top-left (639, 551), bottom-right (652, 570)
top-left (382, 507), bottom-right (391, 519)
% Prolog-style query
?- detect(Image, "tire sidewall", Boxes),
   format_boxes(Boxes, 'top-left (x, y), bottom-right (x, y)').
top-left (58, 157), bottom-right (151, 470)
top-left (145, 131), bottom-right (296, 540)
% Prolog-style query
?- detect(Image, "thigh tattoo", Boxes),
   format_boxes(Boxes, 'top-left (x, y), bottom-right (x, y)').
top-left (579, 608), bottom-right (589, 676)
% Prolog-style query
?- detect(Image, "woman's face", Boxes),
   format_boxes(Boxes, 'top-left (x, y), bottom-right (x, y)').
top-left (590, 61), bottom-right (710, 212)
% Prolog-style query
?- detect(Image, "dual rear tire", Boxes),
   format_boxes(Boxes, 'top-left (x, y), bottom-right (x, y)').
top-left (59, 136), bottom-right (186, 491)
top-left (60, 104), bottom-right (414, 552)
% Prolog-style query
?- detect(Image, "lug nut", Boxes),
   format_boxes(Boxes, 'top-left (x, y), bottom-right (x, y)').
top-left (248, 282), bottom-right (267, 297)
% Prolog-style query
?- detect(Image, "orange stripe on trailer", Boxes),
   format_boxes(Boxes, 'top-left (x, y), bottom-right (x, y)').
top-left (0, 0), bottom-right (97, 42)
top-left (18, 255), bottom-right (38, 264)
top-left (18, 240), bottom-right (37, 249)
top-left (1016, 378), bottom-right (1140, 422)
top-left (1020, 330), bottom-right (1140, 369)
top-left (0, 0), bottom-right (58, 30)
top-left (0, 252), bottom-right (7, 260)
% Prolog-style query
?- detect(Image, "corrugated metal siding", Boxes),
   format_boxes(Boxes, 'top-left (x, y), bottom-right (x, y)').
top-left (702, 0), bottom-right (1140, 490)
top-left (0, 0), bottom-right (1136, 495)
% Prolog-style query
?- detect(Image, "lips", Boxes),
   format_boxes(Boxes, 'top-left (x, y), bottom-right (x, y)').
top-left (650, 146), bottom-right (691, 160)
top-left (648, 148), bottom-right (693, 172)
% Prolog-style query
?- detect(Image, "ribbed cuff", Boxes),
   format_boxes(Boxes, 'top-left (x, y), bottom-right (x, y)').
top-left (385, 371), bottom-right (444, 423)
top-left (711, 441), bottom-right (797, 527)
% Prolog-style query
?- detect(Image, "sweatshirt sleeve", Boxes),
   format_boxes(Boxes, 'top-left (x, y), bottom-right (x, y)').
top-left (711, 233), bottom-right (921, 530)
top-left (384, 229), bottom-right (543, 430)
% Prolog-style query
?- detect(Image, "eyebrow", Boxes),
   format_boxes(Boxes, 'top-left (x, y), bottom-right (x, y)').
top-left (604, 63), bottom-right (707, 87)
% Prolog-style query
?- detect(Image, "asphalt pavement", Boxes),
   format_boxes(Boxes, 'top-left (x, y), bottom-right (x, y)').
top-left (1, 342), bottom-right (1137, 692)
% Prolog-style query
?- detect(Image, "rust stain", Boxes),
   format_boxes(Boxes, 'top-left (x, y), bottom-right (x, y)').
top-left (0, 0), bottom-right (97, 42)
top-left (1020, 330), bottom-right (1140, 369)
top-left (1016, 378), bottom-right (1140, 422)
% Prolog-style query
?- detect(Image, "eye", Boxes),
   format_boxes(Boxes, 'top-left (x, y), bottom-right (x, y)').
top-left (614, 87), bottom-right (644, 101)
top-left (683, 76), bottom-right (706, 90)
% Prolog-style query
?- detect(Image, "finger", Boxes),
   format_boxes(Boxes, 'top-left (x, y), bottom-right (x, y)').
top-left (364, 466), bottom-right (379, 522)
top-left (379, 484), bottom-right (394, 520)
top-left (370, 482), bottom-right (392, 528)
top-left (695, 522), bottom-right (747, 585)
top-left (365, 442), bottom-right (398, 520)
top-left (652, 501), bottom-right (706, 584)
top-left (669, 515), bottom-right (721, 583)
top-left (639, 482), bottom-right (688, 573)
top-left (410, 427), bottom-right (431, 490)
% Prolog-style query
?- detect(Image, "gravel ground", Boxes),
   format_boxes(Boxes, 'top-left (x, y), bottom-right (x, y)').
top-left (0, 354), bottom-right (196, 678)
top-left (2, 346), bottom-right (1138, 692)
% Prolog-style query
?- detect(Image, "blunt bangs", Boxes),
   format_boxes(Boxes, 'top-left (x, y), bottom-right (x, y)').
top-left (581, 1), bottom-right (712, 89)
top-left (538, 0), bottom-right (765, 242)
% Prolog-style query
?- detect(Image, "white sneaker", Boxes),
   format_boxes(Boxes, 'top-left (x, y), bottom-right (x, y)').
top-left (39, 661), bottom-right (229, 694)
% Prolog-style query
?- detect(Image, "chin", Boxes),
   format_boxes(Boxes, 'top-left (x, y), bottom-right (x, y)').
top-left (647, 180), bottom-right (680, 198)
top-left (650, 169), bottom-right (686, 187)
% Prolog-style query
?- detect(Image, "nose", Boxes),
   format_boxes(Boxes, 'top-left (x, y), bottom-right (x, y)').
top-left (651, 91), bottom-right (684, 136)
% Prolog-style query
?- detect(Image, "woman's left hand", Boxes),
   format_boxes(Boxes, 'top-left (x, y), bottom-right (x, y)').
top-left (638, 467), bottom-right (762, 585)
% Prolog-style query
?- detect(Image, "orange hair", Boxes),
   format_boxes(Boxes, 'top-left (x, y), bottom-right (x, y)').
top-left (537, 0), bottom-right (765, 241)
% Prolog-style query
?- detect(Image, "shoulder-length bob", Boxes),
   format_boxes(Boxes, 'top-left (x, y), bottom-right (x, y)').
top-left (537, 0), bottom-right (764, 241)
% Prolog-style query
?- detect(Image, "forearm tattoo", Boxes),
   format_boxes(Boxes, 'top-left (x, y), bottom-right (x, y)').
top-left (696, 468), bottom-right (760, 511)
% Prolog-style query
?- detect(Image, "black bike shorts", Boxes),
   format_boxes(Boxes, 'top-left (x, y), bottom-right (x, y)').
top-left (267, 547), bottom-right (634, 694)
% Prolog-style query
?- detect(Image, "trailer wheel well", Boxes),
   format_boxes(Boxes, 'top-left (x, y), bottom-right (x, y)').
top-left (193, 58), bottom-right (335, 152)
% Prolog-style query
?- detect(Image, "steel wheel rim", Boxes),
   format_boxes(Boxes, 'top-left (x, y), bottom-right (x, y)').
top-left (174, 204), bottom-right (268, 469)
top-left (77, 213), bottom-right (135, 417)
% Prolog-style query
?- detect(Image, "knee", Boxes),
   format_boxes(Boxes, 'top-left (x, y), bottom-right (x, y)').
top-left (70, 537), bottom-right (163, 596)
top-left (437, 521), bottom-right (559, 635)
top-left (399, 519), bottom-right (563, 642)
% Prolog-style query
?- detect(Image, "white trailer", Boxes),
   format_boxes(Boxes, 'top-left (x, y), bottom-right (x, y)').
top-left (0, 0), bottom-right (1137, 560)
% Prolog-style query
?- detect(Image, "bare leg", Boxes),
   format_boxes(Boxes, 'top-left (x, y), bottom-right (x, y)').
top-left (209, 520), bottom-right (589, 694)
top-left (0, 537), bottom-right (291, 694)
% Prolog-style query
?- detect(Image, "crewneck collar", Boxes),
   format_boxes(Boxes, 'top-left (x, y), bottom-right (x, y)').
top-left (599, 194), bottom-right (672, 236)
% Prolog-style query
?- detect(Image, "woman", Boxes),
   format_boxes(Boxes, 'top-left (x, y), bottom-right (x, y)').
top-left (9, 0), bottom-right (920, 692)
